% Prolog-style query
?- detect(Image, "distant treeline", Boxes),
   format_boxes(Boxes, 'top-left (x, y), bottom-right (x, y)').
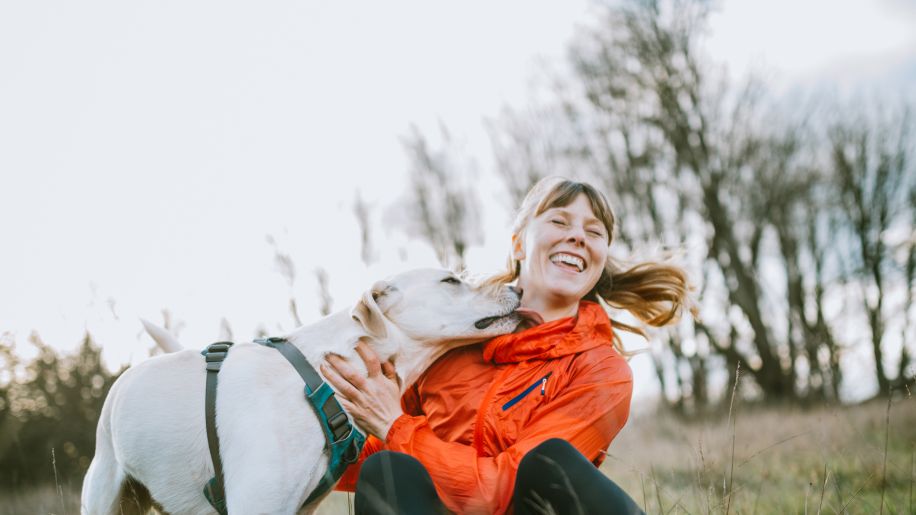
top-left (0, 333), bottom-right (122, 489)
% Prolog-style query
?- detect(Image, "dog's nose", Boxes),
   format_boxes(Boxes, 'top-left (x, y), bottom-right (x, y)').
top-left (509, 286), bottom-right (523, 297)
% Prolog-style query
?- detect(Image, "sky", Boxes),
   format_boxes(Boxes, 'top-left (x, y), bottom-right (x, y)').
top-left (1, 0), bottom-right (914, 404)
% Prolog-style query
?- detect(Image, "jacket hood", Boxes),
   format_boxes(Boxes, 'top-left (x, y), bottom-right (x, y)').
top-left (482, 301), bottom-right (613, 363)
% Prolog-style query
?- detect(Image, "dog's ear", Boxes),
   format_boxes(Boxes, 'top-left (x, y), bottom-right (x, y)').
top-left (351, 280), bottom-right (390, 339)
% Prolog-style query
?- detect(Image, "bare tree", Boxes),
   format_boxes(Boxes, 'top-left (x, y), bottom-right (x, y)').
top-left (829, 106), bottom-right (916, 394)
top-left (314, 267), bottom-right (333, 317)
top-left (399, 125), bottom-right (482, 269)
top-left (486, 0), bottom-right (904, 405)
top-left (570, 0), bottom-right (801, 402)
top-left (398, 0), bottom-right (913, 407)
top-left (353, 191), bottom-right (375, 266)
top-left (486, 103), bottom-right (583, 208)
top-left (266, 235), bottom-right (302, 327)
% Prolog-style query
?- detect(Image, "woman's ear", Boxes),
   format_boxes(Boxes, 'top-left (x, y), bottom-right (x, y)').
top-left (512, 234), bottom-right (525, 261)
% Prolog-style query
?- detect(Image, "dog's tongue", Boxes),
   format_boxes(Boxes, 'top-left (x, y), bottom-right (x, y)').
top-left (514, 307), bottom-right (545, 331)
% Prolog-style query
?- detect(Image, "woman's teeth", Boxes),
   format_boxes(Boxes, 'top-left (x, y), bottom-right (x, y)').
top-left (549, 253), bottom-right (584, 272)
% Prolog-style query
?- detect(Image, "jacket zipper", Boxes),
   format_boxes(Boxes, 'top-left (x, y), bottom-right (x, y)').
top-left (501, 372), bottom-right (553, 411)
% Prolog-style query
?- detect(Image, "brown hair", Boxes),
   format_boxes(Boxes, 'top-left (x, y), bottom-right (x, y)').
top-left (486, 176), bottom-right (693, 352)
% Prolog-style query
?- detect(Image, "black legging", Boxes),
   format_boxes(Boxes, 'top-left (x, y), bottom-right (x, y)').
top-left (353, 438), bottom-right (644, 515)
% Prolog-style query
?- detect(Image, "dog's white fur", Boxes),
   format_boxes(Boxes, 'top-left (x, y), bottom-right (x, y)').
top-left (81, 268), bottom-right (522, 514)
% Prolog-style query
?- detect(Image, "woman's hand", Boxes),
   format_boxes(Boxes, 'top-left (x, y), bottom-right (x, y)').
top-left (320, 340), bottom-right (403, 441)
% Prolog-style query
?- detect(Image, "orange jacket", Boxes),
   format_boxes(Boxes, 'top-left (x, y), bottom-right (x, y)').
top-left (336, 301), bottom-right (633, 514)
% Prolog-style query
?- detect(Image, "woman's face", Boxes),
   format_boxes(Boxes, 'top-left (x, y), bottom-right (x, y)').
top-left (515, 193), bottom-right (609, 309)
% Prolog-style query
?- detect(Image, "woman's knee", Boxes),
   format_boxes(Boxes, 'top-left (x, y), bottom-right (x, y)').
top-left (519, 438), bottom-right (582, 472)
top-left (356, 451), bottom-right (446, 514)
top-left (359, 450), bottom-right (427, 482)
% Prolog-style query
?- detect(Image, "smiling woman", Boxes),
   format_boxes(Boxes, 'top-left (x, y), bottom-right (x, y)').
top-left (512, 190), bottom-right (610, 322)
top-left (324, 176), bottom-right (693, 514)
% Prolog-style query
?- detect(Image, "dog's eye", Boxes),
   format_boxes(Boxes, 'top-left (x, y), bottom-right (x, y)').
top-left (441, 277), bottom-right (461, 285)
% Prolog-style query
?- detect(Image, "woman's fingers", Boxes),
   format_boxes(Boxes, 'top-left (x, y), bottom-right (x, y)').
top-left (322, 349), bottom-right (404, 441)
top-left (337, 397), bottom-right (358, 419)
top-left (354, 341), bottom-right (383, 378)
top-left (325, 353), bottom-right (367, 389)
top-left (381, 360), bottom-right (401, 387)
top-left (320, 360), bottom-right (363, 401)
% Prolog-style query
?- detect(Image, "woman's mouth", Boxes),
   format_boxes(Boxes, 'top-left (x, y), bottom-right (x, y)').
top-left (549, 252), bottom-right (585, 273)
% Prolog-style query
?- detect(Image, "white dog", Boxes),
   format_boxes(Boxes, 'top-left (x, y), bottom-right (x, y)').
top-left (81, 268), bottom-right (525, 514)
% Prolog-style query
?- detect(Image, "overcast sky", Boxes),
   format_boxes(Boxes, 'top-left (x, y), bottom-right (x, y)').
top-left (2, 0), bottom-right (914, 403)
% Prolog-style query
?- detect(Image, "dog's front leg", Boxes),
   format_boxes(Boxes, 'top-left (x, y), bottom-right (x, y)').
top-left (223, 453), bottom-right (329, 515)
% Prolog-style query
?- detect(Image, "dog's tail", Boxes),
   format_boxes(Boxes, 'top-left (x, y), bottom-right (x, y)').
top-left (141, 319), bottom-right (183, 353)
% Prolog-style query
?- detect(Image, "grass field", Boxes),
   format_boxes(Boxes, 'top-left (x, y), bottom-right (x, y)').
top-left (603, 397), bottom-right (915, 514)
top-left (4, 397), bottom-right (913, 514)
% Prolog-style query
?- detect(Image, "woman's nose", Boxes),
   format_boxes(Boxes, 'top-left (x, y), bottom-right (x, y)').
top-left (566, 227), bottom-right (586, 246)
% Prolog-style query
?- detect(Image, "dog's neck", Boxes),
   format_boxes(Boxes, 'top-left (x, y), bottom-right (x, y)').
top-left (283, 310), bottom-right (387, 374)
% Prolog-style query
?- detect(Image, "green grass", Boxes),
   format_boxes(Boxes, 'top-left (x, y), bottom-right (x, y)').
top-left (3, 399), bottom-right (912, 514)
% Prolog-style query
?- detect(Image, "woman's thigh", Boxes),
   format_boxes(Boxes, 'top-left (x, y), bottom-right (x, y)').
top-left (513, 438), bottom-right (644, 515)
top-left (354, 450), bottom-right (449, 515)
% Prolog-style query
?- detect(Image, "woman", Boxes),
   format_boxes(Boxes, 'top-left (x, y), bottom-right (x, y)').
top-left (322, 177), bottom-right (691, 514)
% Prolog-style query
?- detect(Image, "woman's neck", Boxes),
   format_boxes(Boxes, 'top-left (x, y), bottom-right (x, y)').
top-left (520, 296), bottom-right (579, 323)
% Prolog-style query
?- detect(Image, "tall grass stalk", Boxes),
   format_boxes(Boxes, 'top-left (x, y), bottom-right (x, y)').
top-left (804, 481), bottom-right (810, 515)
top-left (697, 438), bottom-right (711, 514)
top-left (724, 363), bottom-right (740, 515)
top-left (839, 471), bottom-right (875, 513)
top-left (51, 447), bottom-right (65, 515)
top-left (641, 474), bottom-right (648, 512)
top-left (910, 445), bottom-right (913, 515)
top-left (651, 466), bottom-right (664, 513)
top-left (816, 464), bottom-right (828, 515)
top-left (908, 386), bottom-right (914, 515)
top-left (880, 395), bottom-right (891, 515)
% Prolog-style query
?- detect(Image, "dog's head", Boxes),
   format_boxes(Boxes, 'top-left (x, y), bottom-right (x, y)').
top-left (350, 268), bottom-right (525, 346)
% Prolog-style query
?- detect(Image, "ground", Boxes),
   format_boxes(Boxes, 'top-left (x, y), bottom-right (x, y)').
top-left (4, 398), bottom-right (913, 514)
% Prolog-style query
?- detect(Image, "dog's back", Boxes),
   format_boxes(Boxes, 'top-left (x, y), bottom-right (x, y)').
top-left (82, 346), bottom-right (329, 514)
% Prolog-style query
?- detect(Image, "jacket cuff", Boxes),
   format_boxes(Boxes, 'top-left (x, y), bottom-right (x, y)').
top-left (384, 413), bottom-right (423, 449)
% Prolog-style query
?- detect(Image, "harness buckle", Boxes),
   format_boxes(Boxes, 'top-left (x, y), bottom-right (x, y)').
top-left (342, 435), bottom-right (362, 464)
top-left (327, 411), bottom-right (351, 443)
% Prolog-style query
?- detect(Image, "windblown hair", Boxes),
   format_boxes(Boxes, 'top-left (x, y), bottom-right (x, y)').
top-left (486, 176), bottom-right (694, 352)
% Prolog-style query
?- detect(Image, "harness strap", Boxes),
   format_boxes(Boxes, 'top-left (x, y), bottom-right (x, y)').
top-left (254, 337), bottom-right (366, 506)
top-left (255, 337), bottom-right (323, 394)
top-left (198, 337), bottom-right (365, 514)
top-left (202, 341), bottom-right (233, 515)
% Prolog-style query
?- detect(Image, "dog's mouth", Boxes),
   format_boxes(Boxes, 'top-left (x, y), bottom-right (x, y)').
top-left (474, 314), bottom-right (506, 330)
top-left (474, 307), bottom-right (544, 330)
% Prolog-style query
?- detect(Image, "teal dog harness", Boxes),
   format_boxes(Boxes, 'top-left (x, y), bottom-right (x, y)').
top-left (201, 337), bottom-right (366, 514)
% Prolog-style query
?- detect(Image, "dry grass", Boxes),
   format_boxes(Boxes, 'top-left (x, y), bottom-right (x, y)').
top-left (316, 399), bottom-right (916, 514)
top-left (3, 400), bottom-right (913, 514)
top-left (601, 398), bottom-right (916, 514)
top-left (1, 484), bottom-right (81, 515)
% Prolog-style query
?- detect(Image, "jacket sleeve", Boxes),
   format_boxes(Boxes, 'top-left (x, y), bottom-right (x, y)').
top-left (334, 383), bottom-right (425, 491)
top-left (333, 434), bottom-right (384, 492)
top-left (384, 351), bottom-right (633, 514)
